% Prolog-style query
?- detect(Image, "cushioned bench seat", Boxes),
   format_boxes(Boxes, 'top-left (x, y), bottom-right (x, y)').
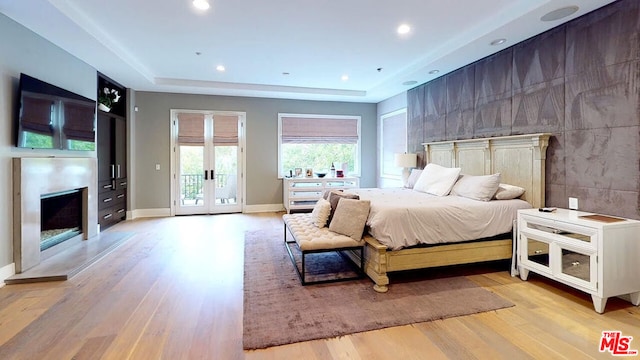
top-left (283, 213), bottom-right (364, 285)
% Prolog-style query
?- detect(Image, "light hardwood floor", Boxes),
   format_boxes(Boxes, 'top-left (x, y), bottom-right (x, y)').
top-left (0, 213), bottom-right (638, 359)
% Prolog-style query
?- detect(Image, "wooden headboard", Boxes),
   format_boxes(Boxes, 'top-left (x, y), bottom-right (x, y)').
top-left (423, 133), bottom-right (551, 208)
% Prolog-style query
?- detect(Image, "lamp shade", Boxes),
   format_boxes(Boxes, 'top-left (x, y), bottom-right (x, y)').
top-left (394, 153), bottom-right (417, 168)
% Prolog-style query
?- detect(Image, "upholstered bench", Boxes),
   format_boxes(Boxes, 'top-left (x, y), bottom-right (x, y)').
top-left (283, 213), bottom-right (365, 285)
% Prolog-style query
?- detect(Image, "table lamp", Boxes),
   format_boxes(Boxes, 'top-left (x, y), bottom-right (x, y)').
top-left (395, 153), bottom-right (417, 186)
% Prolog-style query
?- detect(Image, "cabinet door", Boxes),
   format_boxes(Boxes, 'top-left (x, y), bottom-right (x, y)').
top-left (554, 243), bottom-right (597, 292)
top-left (112, 116), bottom-right (127, 179)
top-left (97, 113), bottom-right (113, 182)
top-left (520, 234), bottom-right (551, 275)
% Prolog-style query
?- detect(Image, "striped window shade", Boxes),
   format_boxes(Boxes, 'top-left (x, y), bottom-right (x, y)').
top-left (281, 115), bottom-right (358, 144)
top-left (177, 113), bottom-right (205, 144)
top-left (213, 115), bottom-right (238, 145)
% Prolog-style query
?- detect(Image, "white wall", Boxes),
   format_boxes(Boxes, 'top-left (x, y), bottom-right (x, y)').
top-left (0, 14), bottom-right (96, 274)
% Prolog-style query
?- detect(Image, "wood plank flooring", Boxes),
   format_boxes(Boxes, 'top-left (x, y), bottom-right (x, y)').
top-left (0, 212), bottom-right (638, 359)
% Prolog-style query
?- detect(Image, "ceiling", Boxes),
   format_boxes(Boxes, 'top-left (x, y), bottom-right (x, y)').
top-left (0, 0), bottom-right (617, 103)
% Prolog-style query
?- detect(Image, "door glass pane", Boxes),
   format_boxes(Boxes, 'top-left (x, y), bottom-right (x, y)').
top-left (215, 145), bottom-right (237, 205)
top-left (526, 238), bottom-right (549, 268)
top-left (180, 145), bottom-right (204, 206)
top-left (561, 249), bottom-right (590, 282)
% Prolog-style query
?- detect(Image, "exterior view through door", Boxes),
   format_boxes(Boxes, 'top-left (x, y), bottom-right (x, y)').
top-left (172, 110), bottom-right (244, 215)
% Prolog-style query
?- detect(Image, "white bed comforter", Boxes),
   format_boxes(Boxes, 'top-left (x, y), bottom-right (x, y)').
top-left (346, 188), bottom-right (532, 250)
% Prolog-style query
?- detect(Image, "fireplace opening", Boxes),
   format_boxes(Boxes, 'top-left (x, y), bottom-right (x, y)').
top-left (41, 189), bottom-right (84, 251)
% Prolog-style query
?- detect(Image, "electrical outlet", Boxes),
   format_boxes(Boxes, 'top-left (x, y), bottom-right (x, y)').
top-left (155, 164), bottom-right (160, 171)
top-left (569, 197), bottom-right (578, 210)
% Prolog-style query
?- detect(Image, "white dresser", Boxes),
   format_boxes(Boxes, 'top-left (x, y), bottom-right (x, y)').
top-left (283, 177), bottom-right (359, 213)
top-left (517, 208), bottom-right (640, 313)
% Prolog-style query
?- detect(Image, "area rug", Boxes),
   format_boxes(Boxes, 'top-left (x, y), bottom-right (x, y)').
top-left (243, 230), bottom-right (514, 350)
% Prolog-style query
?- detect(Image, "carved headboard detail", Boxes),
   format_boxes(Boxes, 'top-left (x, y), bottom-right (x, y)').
top-left (423, 133), bottom-right (551, 208)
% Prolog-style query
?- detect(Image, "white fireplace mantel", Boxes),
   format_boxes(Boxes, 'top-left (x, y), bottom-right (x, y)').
top-left (13, 157), bottom-right (98, 273)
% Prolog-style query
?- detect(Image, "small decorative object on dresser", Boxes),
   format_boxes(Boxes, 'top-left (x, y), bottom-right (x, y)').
top-left (517, 208), bottom-right (640, 313)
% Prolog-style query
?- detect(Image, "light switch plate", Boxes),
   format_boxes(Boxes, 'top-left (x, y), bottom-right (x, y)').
top-left (155, 164), bottom-right (160, 171)
top-left (569, 197), bottom-right (578, 210)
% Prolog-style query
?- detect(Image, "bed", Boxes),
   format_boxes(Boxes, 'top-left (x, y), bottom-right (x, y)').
top-left (344, 133), bottom-right (551, 292)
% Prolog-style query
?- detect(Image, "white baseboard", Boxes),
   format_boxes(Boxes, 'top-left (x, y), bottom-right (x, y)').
top-left (244, 204), bottom-right (285, 213)
top-left (130, 205), bottom-right (283, 218)
top-left (0, 263), bottom-right (16, 287)
top-left (131, 208), bottom-right (171, 219)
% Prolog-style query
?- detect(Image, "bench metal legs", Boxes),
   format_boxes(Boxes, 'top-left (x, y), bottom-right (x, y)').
top-left (284, 223), bottom-right (365, 285)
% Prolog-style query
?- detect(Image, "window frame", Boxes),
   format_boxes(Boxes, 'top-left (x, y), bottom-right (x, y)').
top-left (277, 113), bottom-right (362, 178)
top-left (380, 108), bottom-right (408, 181)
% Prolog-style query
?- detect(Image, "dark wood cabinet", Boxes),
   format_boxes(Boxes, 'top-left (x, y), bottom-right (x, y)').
top-left (97, 74), bottom-right (127, 230)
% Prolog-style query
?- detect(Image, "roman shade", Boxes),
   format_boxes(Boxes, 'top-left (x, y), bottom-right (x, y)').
top-left (281, 116), bottom-right (358, 144)
top-left (213, 115), bottom-right (238, 145)
top-left (177, 113), bottom-right (205, 144)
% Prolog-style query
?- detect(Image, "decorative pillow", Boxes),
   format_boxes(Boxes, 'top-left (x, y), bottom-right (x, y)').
top-left (329, 198), bottom-right (371, 240)
top-left (450, 173), bottom-right (501, 201)
top-left (310, 198), bottom-right (331, 228)
top-left (413, 163), bottom-right (461, 196)
top-left (405, 169), bottom-right (423, 189)
top-left (322, 189), bottom-right (340, 200)
top-left (328, 191), bottom-right (359, 222)
top-left (493, 183), bottom-right (526, 200)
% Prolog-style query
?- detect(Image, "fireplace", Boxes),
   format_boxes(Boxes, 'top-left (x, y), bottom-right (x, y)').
top-left (41, 189), bottom-right (84, 251)
top-left (13, 157), bottom-right (98, 273)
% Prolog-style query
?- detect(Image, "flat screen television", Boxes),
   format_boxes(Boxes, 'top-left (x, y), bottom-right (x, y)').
top-left (16, 73), bottom-right (96, 151)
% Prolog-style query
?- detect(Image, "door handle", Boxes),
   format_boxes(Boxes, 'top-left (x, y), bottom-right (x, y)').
top-left (204, 170), bottom-right (208, 180)
top-left (117, 164), bottom-right (121, 178)
top-left (210, 170), bottom-right (214, 180)
top-left (110, 164), bottom-right (115, 179)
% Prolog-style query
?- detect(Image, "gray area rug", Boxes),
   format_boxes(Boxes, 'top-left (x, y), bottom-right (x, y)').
top-left (243, 230), bottom-right (514, 350)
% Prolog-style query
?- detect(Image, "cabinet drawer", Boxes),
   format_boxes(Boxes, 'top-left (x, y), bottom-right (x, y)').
top-left (520, 214), bottom-right (596, 246)
top-left (98, 179), bottom-right (114, 193)
top-left (98, 191), bottom-right (116, 208)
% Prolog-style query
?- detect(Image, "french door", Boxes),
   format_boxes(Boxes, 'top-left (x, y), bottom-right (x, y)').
top-left (172, 110), bottom-right (244, 215)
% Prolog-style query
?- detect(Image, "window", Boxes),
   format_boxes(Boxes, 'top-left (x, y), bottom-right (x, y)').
top-left (278, 113), bottom-right (361, 177)
top-left (380, 108), bottom-right (407, 179)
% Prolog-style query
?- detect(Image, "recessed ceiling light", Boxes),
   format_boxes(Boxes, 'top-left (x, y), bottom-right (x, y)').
top-left (397, 24), bottom-right (411, 35)
top-left (541, 6), bottom-right (579, 22)
top-left (490, 38), bottom-right (507, 46)
top-left (193, 0), bottom-right (210, 10)
top-left (402, 80), bottom-right (418, 86)
top-left (341, 75), bottom-right (349, 81)
top-left (216, 65), bottom-right (225, 72)
top-left (428, 70), bottom-right (439, 75)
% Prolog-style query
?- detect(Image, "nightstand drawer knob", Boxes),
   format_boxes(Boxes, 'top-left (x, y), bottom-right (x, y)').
top-left (534, 250), bottom-right (543, 254)
top-left (572, 261), bottom-right (580, 266)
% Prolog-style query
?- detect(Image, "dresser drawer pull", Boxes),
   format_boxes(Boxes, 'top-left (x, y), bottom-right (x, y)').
top-left (103, 213), bottom-right (113, 219)
top-left (120, 181), bottom-right (127, 186)
top-left (571, 261), bottom-right (580, 267)
top-left (117, 209), bottom-right (125, 213)
top-left (103, 197), bottom-right (113, 203)
top-left (103, 184), bottom-right (113, 189)
top-left (534, 250), bottom-right (543, 254)
top-left (117, 194), bottom-right (125, 199)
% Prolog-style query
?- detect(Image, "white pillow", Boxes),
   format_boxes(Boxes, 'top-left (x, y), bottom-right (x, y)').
top-left (493, 183), bottom-right (525, 200)
top-left (310, 198), bottom-right (331, 228)
top-left (405, 169), bottom-right (422, 189)
top-left (450, 173), bottom-right (501, 201)
top-left (413, 163), bottom-right (461, 196)
top-left (329, 198), bottom-right (370, 240)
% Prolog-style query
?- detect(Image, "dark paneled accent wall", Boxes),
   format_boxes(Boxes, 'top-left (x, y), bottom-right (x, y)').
top-left (407, 0), bottom-right (640, 219)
